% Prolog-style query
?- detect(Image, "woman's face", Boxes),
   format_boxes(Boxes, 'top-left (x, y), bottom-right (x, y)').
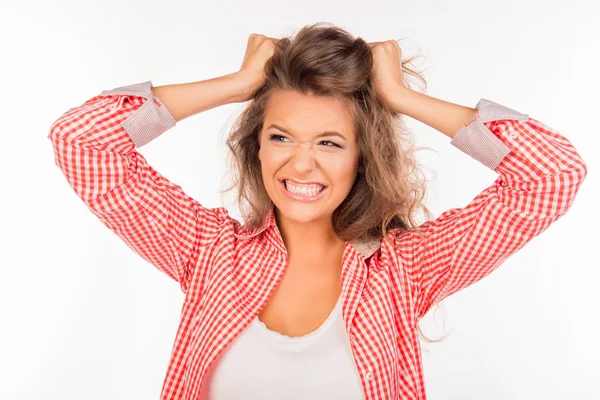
top-left (258, 89), bottom-right (360, 225)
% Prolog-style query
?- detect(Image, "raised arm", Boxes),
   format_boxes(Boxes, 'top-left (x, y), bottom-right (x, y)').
top-left (48, 75), bottom-right (247, 293)
top-left (387, 90), bottom-right (587, 320)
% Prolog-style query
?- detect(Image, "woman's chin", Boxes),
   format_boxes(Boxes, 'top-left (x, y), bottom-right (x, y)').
top-left (275, 203), bottom-right (332, 224)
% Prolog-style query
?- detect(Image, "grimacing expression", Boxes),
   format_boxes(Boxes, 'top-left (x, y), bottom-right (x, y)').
top-left (258, 89), bottom-right (360, 224)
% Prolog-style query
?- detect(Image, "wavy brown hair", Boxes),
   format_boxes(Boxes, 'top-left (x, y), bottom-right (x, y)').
top-left (221, 22), bottom-right (448, 345)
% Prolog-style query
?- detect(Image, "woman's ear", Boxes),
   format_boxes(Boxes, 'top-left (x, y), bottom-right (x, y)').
top-left (257, 130), bottom-right (262, 162)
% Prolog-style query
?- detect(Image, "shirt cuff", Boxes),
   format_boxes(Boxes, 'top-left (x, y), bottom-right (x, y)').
top-left (450, 98), bottom-right (528, 170)
top-left (100, 80), bottom-right (177, 147)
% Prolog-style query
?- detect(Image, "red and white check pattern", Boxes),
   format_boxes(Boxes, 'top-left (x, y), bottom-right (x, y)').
top-left (48, 81), bottom-right (587, 399)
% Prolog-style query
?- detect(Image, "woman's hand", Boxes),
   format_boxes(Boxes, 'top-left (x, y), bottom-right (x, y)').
top-left (234, 33), bottom-right (279, 102)
top-left (368, 40), bottom-right (410, 112)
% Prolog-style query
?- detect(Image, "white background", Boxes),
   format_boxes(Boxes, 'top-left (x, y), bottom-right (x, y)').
top-left (1, 0), bottom-right (599, 399)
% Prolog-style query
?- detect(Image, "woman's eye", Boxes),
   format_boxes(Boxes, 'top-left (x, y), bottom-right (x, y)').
top-left (269, 134), bottom-right (289, 142)
top-left (320, 140), bottom-right (341, 148)
top-left (268, 134), bottom-right (341, 148)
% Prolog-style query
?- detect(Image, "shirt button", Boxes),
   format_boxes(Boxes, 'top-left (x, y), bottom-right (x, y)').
top-left (366, 372), bottom-right (373, 381)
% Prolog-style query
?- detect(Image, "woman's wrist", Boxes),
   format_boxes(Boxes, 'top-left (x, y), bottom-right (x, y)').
top-left (228, 70), bottom-right (266, 103)
top-left (385, 83), bottom-right (413, 115)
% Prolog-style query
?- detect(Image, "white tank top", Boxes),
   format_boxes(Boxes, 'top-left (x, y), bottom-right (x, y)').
top-left (199, 295), bottom-right (366, 400)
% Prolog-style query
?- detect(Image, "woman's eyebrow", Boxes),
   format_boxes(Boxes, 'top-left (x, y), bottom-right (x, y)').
top-left (266, 123), bottom-right (347, 141)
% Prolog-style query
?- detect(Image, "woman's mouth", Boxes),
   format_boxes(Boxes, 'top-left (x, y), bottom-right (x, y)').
top-left (279, 179), bottom-right (328, 201)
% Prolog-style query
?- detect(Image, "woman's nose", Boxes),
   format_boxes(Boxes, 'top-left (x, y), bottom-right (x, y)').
top-left (291, 143), bottom-right (316, 172)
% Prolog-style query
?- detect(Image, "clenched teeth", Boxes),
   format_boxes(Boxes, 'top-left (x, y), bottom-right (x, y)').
top-left (284, 180), bottom-right (325, 195)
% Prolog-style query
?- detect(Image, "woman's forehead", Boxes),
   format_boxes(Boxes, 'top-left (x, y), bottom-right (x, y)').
top-left (264, 90), bottom-right (355, 141)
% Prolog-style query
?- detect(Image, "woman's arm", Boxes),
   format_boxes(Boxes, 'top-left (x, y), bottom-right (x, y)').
top-left (388, 87), bottom-right (478, 139)
top-left (48, 77), bottom-right (246, 294)
top-left (152, 72), bottom-right (249, 122)
top-left (387, 92), bottom-right (587, 320)
top-left (368, 40), bottom-right (478, 138)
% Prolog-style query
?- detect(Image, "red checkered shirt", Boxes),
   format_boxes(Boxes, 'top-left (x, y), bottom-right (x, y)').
top-left (48, 81), bottom-right (587, 399)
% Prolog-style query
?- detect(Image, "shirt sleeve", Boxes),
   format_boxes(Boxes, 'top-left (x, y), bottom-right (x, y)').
top-left (390, 98), bottom-right (588, 321)
top-left (48, 80), bottom-right (230, 294)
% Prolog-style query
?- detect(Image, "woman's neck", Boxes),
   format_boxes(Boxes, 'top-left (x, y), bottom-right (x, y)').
top-left (274, 208), bottom-right (345, 261)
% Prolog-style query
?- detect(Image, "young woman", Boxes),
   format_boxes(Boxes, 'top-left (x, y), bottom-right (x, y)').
top-left (48, 23), bottom-right (587, 400)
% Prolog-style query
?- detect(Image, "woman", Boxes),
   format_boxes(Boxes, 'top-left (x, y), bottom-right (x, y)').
top-left (48, 23), bottom-right (587, 400)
